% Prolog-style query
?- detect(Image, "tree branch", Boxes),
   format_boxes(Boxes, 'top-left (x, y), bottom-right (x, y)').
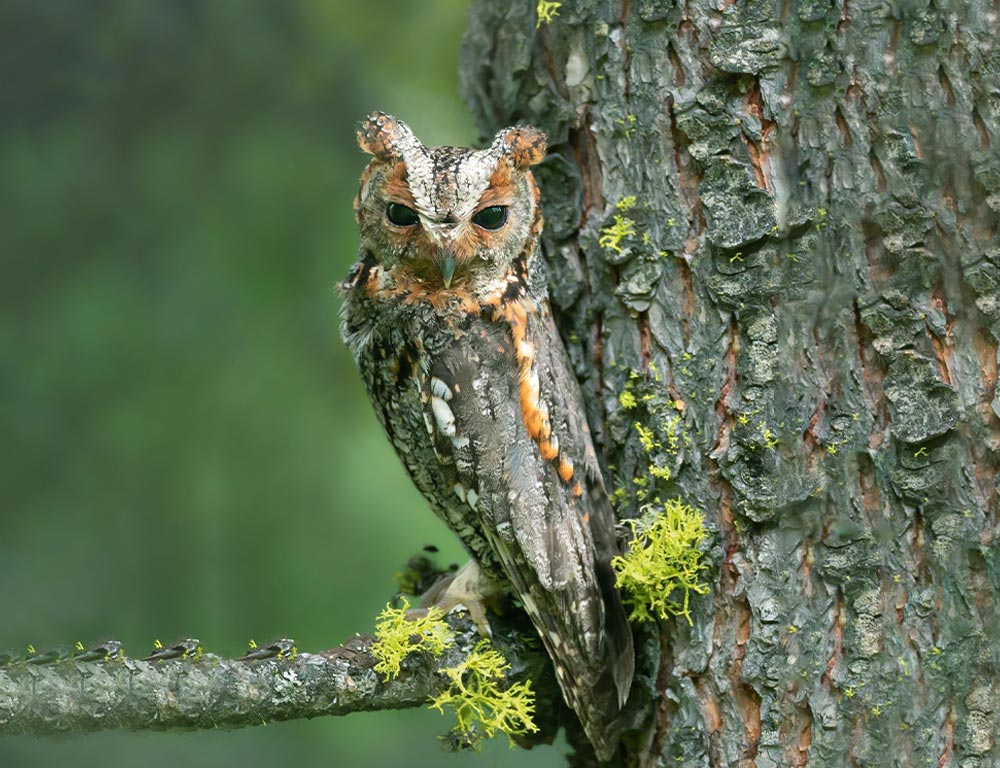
top-left (0, 613), bottom-right (549, 738)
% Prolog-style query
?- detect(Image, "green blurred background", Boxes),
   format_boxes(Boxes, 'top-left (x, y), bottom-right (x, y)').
top-left (0, 2), bottom-right (563, 766)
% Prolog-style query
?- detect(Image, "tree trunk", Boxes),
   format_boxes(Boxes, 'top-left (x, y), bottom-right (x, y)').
top-left (462, 1), bottom-right (1000, 766)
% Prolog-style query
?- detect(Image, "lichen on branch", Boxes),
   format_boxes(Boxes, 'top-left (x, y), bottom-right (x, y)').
top-left (372, 597), bottom-right (451, 681)
top-left (371, 601), bottom-right (538, 750)
top-left (429, 640), bottom-right (539, 750)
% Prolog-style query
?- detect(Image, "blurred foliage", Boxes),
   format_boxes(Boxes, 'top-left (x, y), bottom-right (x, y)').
top-left (0, 2), bottom-right (562, 766)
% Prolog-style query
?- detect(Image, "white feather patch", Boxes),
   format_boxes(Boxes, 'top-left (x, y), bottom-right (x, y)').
top-left (430, 377), bottom-right (453, 401)
top-left (430, 396), bottom-right (456, 436)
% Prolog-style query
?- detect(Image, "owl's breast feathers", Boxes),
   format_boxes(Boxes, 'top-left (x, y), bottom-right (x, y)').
top-left (340, 258), bottom-right (634, 759)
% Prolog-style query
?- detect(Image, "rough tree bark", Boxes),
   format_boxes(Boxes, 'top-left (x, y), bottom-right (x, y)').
top-left (461, 0), bottom-right (1000, 766)
top-left (3, 2), bottom-right (999, 766)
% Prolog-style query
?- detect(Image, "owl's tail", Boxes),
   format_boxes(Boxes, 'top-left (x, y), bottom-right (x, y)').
top-left (569, 497), bottom-right (635, 763)
top-left (484, 465), bottom-right (636, 761)
top-left (544, 565), bottom-right (633, 763)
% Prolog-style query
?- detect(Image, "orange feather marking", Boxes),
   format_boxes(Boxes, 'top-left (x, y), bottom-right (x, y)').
top-left (496, 292), bottom-right (578, 488)
top-left (557, 457), bottom-right (575, 483)
top-left (538, 439), bottom-right (559, 461)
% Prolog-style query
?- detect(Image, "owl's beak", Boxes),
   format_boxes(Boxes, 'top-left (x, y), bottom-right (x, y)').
top-left (439, 254), bottom-right (457, 289)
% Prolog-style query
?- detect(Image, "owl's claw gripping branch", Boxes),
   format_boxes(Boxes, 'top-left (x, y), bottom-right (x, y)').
top-left (414, 559), bottom-right (498, 639)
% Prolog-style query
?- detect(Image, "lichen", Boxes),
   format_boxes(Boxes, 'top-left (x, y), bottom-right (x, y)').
top-left (615, 368), bottom-right (688, 487)
top-left (372, 602), bottom-right (536, 749)
top-left (599, 215), bottom-right (637, 253)
top-left (612, 499), bottom-right (710, 625)
top-left (535, 0), bottom-right (561, 27)
top-left (429, 640), bottom-right (539, 751)
top-left (619, 389), bottom-right (638, 409)
top-left (371, 597), bottom-right (451, 681)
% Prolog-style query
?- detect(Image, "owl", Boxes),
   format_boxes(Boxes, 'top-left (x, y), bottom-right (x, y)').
top-left (340, 112), bottom-right (634, 760)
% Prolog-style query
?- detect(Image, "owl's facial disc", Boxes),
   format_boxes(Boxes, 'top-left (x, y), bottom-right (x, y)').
top-left (378, 194), bottom-right (516, 287)
top-left (419, 217), bottom-right (481, 290)
top-left (357, 113), bottom-right (547, 290)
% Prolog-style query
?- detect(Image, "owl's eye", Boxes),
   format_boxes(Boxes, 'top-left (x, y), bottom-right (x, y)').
top-left (386, 203), bottom-right (420, 227)
top-left (471, 205), bottom-right (509, 230)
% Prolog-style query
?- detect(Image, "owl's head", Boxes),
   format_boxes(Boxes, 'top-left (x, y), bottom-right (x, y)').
top-left (354, 112), bottom-right (547, 293)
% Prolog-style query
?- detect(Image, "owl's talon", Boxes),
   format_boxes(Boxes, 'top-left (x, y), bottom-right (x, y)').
top-left (417, 560), bottom-right (495, 639)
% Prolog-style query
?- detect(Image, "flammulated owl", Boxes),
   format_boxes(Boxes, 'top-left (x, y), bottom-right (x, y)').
top-left (340, 113), bottom-right (634, 760)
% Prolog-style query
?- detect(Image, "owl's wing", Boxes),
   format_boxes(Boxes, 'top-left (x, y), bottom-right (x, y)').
top-left (430, 301), bottom-right (634, 758)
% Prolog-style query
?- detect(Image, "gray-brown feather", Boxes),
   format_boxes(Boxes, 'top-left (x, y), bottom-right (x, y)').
top-left (342, 279), bottom-right (633, 755)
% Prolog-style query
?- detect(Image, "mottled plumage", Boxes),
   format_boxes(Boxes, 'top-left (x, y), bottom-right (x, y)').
top-left (340, 113), bottom-right (634, 760)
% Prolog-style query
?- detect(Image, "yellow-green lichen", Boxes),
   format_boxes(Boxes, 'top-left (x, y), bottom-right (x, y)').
top-left (824, 435), bottom-right (851, 456)
top-left (615, 113), bottom-right (638, 137)
top-left (761, 425), bottom-right (779, 450)
top-left (536, 0), bottom-right (561, 27)
top-left (816, 206), bottom-right (828, 231)
top-left (372, 601), bottom-right (535, 749)
top-left (649, 464), bottom-right (673, 481)
top-left (733, 409), bottom-right (784, 452)
top-left (635, 421), bottom-right (657, 452)
top-left (615, 368), bottom-right (691, 494)
top-left (636, 411), bottom-right (684, 479)
top-left (612, 499), bottom-right (710, 625)
top-left (372, 597), bottom-right (451, 681)
top-left (599, 215), bottom-right (636, 252)
top-left (429, 640), bottom-right (539, 750)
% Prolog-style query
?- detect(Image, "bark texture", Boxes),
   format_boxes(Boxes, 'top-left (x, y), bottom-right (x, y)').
top-left (462, 0), bottom-right (1000, 765)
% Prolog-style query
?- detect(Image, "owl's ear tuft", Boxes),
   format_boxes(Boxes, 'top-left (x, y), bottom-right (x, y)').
top-left (496, 126), bottom-right (547, 168)
top-left (357, 112), bottom-right (417, 161)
